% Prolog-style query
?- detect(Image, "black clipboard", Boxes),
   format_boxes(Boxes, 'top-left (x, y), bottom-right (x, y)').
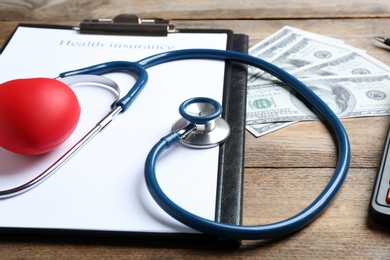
top-left (0, 16), bottom-right (247, 247)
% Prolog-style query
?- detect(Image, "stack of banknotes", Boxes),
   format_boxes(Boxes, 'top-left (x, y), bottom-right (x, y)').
top-left (246, 26), bottom-right (390, 137)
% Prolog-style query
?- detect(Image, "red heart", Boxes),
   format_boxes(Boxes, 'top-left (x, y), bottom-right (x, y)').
top-left (0, 78), bottom-right (80, 155)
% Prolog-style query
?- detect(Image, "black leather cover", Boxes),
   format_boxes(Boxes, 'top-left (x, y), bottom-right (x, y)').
top-left (216, 33), bottom-right (248, 227)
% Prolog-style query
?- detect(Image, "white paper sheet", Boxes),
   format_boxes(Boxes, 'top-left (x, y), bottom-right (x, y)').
top-left (0, 26), bottom-right (228, 233)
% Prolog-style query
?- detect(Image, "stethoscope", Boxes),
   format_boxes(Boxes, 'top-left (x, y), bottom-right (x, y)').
top-left (0, 49), bottom-right (351, 240)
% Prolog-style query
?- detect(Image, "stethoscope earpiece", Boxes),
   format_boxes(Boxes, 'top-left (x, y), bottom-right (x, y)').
top-left (172, 97), bottom-right (230, 148)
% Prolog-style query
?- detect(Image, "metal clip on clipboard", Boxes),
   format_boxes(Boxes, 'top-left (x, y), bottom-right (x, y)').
top-left (74, 14), bottom-right (177, 36)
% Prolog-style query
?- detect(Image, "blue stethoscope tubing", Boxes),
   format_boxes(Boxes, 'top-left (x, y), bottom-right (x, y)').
top-left (58, 49), bottom-right (351, 240)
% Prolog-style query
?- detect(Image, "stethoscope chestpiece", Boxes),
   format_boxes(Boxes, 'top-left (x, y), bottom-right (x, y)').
top-left (171, 97), bottom-right (230, 149)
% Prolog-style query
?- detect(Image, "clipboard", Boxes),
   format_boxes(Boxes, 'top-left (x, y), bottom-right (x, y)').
top-left (0, 15), bottom-right (247, 247)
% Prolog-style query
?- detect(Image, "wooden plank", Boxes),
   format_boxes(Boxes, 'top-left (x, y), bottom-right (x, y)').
top-left (241, 168), bottom-right (390, 258)
top-left (240, 127), bottom-right (389, 257)
top-left (1, 0), bottom-right (390, 21)
top-left (243, 168), bottom-right (373, 222)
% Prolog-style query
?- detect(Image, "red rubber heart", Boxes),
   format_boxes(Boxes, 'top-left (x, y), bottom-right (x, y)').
top-left (0, 78), bottom-right (81, 155)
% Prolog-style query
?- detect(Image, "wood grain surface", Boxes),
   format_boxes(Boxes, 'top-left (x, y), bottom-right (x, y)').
top-left (1, 0), bottom-right (390, 21)
top-left (1, 1), bottom-right (390, 259)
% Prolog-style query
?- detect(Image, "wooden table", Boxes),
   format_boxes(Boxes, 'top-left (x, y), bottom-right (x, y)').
top-left (2, 1), bottom-right (390, 258)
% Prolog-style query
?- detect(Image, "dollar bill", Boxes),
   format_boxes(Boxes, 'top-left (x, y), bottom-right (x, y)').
top-left (291, 51), bottom-right (390, 78)
top-left (246, 26), bottom-right (390, 137)
top-left (248, 32), bottom-right (355, 84)
top-left (249, 51), bottom-right (390, 94)
top-left (248, 27), bottom-right (345, 83)
top-left (246, 74), bottom-right (390, 124)
top-left (248, 33), bottom-right (308, 83)
top-left (246, 51), bottom-right (390, 136)
top-left (246, 122), bottom-right (297, 137)
top-left (269, 38), bottom-right (357, 74)
top-left (252, 32), bottom-right (305, 61)
top-left (249, 27), bottom-right (293, 55)
top-left (249, 26), bottom-right (344, 60)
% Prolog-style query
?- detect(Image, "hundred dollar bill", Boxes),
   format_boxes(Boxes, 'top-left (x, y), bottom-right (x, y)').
top-left (249, 26), bottom-right (343, 60)
top-left (246, 74), bottom-right (390, 124)
top-left (249, 27), bottom-right (293, 55)
top-left (268, 38), bottom-right (359, 73)
top-left (251, 32), bottom-right (305, 61)
top-left (248, 33), bottom-right (310, 83)
top-left (246, 122), bottom-right (297, 137)
top-left (246, 26), bottom-right (390, 137)
top-left (248, 26), bottom-right (343, 80)
top-left (248, 34), bottom-right (355, 84)
top-left (291, 51), bottom-right (390, 78)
